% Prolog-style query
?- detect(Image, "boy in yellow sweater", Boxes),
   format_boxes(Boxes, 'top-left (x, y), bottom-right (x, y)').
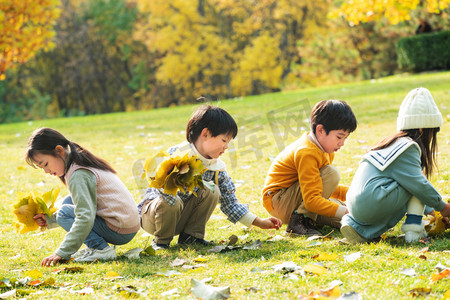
top-left (261, 100), bottom-right (357, 236)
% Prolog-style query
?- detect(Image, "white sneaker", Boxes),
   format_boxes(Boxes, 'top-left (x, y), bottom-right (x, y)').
top-left (74, 245), bottom-right (117, 262)
top-left (401, 222), bottom-right (427, 243)
top-left (71, 247), bottom-right (93, 259)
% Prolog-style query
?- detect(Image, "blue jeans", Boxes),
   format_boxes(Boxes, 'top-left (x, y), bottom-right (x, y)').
top-left (57, 196), bottom-right (136, 250)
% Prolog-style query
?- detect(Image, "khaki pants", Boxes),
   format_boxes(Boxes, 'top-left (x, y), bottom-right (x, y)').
top-left (140, 187), bottom-right (219, 244)
top-left (269, 165), bottom-right (345, 228)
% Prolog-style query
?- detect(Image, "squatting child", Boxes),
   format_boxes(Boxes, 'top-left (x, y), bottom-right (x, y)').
top-left (27, 128), bottom-right (140, 266)
top-left (341, 87), bottom-right (450, 244)
top-left (261, 100), bottom-right (357, 236)
top-left (138, 104), bottom-right (282, 250)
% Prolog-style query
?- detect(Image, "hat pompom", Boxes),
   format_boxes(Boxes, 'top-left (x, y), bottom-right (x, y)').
top-left (397, 87), bottom-right (443, 131)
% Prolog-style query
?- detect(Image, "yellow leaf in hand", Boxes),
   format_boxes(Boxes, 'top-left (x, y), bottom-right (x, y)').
top-left (425, 211), bottom-right (446, 235)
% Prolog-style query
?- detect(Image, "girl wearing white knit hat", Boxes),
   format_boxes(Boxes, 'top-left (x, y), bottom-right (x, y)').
top-left (340, 87), bottom-right (450, 244)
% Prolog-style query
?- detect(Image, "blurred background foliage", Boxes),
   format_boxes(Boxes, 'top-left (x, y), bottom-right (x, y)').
top-left (1, 0), bottom-right (449, 122)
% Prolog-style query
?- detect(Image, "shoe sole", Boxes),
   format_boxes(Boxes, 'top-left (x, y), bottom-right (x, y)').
top-left (340, 225), bottom-right (368, 244)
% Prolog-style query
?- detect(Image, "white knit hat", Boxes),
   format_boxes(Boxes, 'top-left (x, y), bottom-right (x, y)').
top-left (397, 87), bottom-right (443, 131)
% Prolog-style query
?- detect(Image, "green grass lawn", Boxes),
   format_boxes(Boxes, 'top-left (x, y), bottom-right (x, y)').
top-left (0, 71), bottom-right (449, 299)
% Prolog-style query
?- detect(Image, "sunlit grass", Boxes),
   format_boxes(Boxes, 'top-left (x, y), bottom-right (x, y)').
top-left (0, 71), bottom-right (449, 299)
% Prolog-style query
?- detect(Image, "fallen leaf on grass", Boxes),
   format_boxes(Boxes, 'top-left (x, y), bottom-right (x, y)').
top-left (444, 290), bottom-right (450, 299)
top-left (123, 248), bottom-right (145, 259)
top-left (170, 258), bottom-right (187, 267)
top-left (431, 269), bottom-right (450, 282)
top-left (272, 261), bottom-right (302, 273)
top-left (243, 240), bottom-right (262, 250)
top-left (193, 256), bottom-right (208, 263)
top-left (161, 288), bottom-right (179, 297)
top-left (156, 270), bottom-right (182, 277)
top-left (419, 247), bottom-right (429, 253)
top-left (337, 291), bottom-right (363, 299)
top-left (70, 284), bottom-right (94, 295)
top-left (436, 263), bottom-right (449, 272)
top-left (344, 252), bottom-right (362, 263)
top-left (266, 235), bottom-right (285, 242)
top-left (400, 268), bottom-right (416, 276)
top-left (191, 278), bottom-right (230, 300)
top-left (104, 271), bottom-right (122, 280)
top-left (283, 273), bottom-right (300, 281)
top-left (116, 284), bottom-right (147, 297)
top-left (53, 267), bottom-right (83, 274)
top-left (313, 253), bottom-right (339, 261)
top-left (0, 289), bottom-right (16, 298)
top-left (143, 246), bottom-right (156, 256)
top-left (419, 254), bottom-right (427, 260)
top-left (227, 234), bottom-right (238, 246)
top-left (303, 264), bottom-right (327, 276)
top-left (409, 287), bottom-right (431, 297)
top-left (24, 270), bottom-right (43, 280)
top-left (244, 287), bottom-right (259, 293)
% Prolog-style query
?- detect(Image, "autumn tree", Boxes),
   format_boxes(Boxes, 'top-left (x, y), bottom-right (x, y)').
top-left (135, 0), bottom-right (329, 104)
top-left (0, 0), bottom-right (60, 78)
top-left (331, 0), bottom-right (449, 25)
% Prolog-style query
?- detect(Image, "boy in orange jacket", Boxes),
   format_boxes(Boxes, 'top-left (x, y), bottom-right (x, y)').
top-left (261, 100), bottom-right (357, 236)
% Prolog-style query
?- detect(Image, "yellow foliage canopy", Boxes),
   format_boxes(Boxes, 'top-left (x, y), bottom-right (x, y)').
top-left (331, 0), bottom-right (449, 25)
top-left (13, 188), bottom-right (59, 233)
top-left (0, 0), bottom-right (60, 77)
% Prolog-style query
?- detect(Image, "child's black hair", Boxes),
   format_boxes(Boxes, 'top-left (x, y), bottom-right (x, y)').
top-left (186, 104), bottom-right (238, 143)
top-left (310, 100), bottom-right (357, 134)
top-left (26, 127), bottom-right (116, 183)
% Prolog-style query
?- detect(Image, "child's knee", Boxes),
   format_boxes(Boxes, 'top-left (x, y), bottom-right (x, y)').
top-left (55, 204), bottom-right (75, 226)
top-left (320, 165), bottom-right (340, 185)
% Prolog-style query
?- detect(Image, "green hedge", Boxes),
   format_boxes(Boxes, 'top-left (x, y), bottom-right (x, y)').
top-left (397, 30), bottom-right (450, 72)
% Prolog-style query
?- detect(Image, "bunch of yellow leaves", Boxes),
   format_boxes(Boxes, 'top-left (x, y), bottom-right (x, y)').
top-left (424, 211), bottom-right (446, 235)
top-left (143, 151), bottom-right (205, 196)
top-left (13, 188), bottom-right (60, 233)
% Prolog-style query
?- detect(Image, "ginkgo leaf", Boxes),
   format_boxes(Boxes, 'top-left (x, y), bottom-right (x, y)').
top-left (431, 269), bottom-right (450, 282)
top-left (123, 248), bottom-right (144, 259)
top-left (144, 151), bottom-right (205, 196)
top-left (170, 258), bottom-right (187, 267)
top-left (143, 151), bottom-right (170, 178)
top-left (425, 212), bottom-right (446, 235)
top-left (191, 278), bottom-right (231, 300)
top-left (12, 188), bottom-right (60, 233)
top-left (344, 252), bottom-right (362, 263)
top-left (24, 270), bottom-right (43, 280)
top-left (156, 270), bottom-right (182, 277)
top-left (313, 253), bottom-right (339, 261)
top-left (104, 271), bottom-right (122, 280)
top-left (193, 256), bottom-right (208, 263)
top-left (409, 287), bottom-right (431, 297)
top-left (303, 264), bottom-right (327, 275)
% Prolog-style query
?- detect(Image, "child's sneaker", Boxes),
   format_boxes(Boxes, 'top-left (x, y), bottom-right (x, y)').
top-left (401, 222), bottom-right (427, 243)
top-left (71, 247), bottom-right (92, 259)
top-left (286, 211), bottom-right (321, 236)
top-left (74, 245), bottom-right (117, 262)
top-left (340, 224), bottom-right (368, 244)
top-left (151, 240), bottom-right (170, 251)
top-left (178, 232), bottom-right (211, 246)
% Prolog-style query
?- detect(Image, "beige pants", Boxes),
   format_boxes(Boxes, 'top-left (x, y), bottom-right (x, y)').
top-left (140, 187), bottom-right (219, 244)
top-left (269, 165), bottom-right (345, 228)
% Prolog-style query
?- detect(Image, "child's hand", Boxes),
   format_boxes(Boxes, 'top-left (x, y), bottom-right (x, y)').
top-left (41, 253), bottom-right (62, 267)
top-left (253, 217), bottom-right (282, 230)
top-left (33, 214), bottom-right (48, 227)
top-left (440, 203), bottom-right (450, 219)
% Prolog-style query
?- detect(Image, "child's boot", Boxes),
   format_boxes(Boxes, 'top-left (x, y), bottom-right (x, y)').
top-left (401, 196), bottom-right (427, 243)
